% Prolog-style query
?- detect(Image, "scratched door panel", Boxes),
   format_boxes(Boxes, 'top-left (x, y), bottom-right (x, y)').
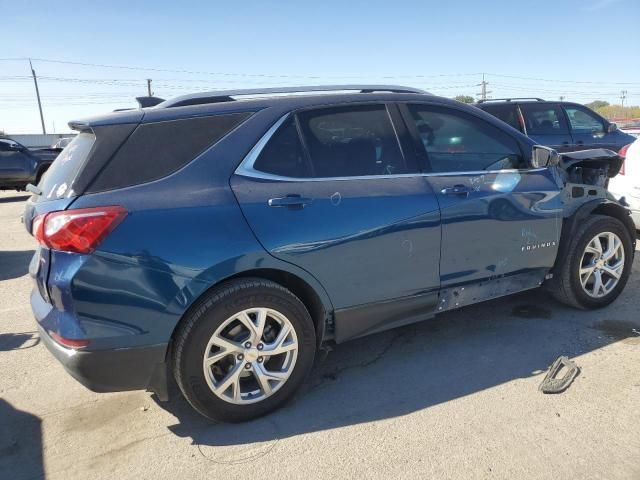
top-left (426, 169), bottom-right (562, 288)
top-left (231, 174), bottom-right (441, 309)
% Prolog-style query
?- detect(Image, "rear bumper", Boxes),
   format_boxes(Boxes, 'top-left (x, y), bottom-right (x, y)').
top-left (37, 323), bottom-right (169, 398)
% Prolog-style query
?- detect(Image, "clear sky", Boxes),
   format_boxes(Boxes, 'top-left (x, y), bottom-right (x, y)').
top-left (1, 0), bottom-right (639, 133)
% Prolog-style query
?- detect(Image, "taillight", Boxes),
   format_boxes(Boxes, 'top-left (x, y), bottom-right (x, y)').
top-left (49, 331), bottom-right (90, 349)
top-left (619, 143), bottom-right (632, 158)
top-left (619, 143), bottom-right (632, 176)
top-left (32, 206), bottom-right (127, 254)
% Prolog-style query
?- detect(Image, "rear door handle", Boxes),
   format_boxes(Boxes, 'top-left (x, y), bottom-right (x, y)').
top-left (268, 195), bottom-right (313, 208)
top-left (440, 185), bottom-right (472, 197)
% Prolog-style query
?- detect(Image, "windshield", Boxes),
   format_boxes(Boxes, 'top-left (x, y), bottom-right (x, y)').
top-left (39, 132), bottom-right (96, 201)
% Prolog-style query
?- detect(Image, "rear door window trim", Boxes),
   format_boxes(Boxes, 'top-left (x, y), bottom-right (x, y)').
top-left (238, 102), bottom-right (417, 181)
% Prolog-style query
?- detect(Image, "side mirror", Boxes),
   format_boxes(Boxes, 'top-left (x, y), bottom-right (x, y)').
top-left (608, 123), bottom-right (618, 133)
top-left (8, 144), bottom-right (23, 152)
top-left (531, 145), bottom-right (560, 168)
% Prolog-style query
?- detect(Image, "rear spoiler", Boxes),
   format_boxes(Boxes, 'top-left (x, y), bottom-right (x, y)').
top-left (136, 96), bottom-right (165, 108)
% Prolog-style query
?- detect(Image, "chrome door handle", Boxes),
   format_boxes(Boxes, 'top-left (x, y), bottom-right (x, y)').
top-left (268, 195), bottom-right (313, 208)
top-left (440, 185), bottom-right (472, 197)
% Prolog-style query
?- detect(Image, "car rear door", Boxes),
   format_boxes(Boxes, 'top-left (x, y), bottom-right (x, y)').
top-left (231, 103), bottom-right (442, 342)
top-left (519, 103), bottom-right (573, 152)
top-left (477, 103), bottom-right (525, 133)
top-left (399, 102), bottom-right (561, 303)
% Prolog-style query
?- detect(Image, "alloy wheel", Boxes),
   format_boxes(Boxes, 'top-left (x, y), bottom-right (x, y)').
top-left (579, 231), bottom-right (625, 298)
top-left (202, 307), bottom-right (298, 404)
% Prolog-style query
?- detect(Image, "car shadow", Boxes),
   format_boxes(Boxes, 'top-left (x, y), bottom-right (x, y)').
top-left (0, 250), bottom-right (34, 281)
top-left (0, 332), bottom-right (40, 351)
top-left (159, 288), bottom-right (640, 448)
top-left (0, 194), bottom-right (29, 204)
top-left (0, 399), bottom-right (44, 480)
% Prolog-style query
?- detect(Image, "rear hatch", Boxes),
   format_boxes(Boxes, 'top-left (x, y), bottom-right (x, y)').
top-left (25, 119), bottom-right (140, 300)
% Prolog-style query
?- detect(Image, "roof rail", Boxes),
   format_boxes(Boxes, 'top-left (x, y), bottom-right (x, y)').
top-left (477, 97), bottom-right (544, 103)
top-left (158, 85), bottom-right (428, 108)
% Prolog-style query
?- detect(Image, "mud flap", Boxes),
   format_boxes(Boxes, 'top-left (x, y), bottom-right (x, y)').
top-left (539, 356), bottom-right (580, 394)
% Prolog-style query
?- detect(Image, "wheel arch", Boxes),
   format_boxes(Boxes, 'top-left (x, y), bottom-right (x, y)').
top-left (168, 266), bottom-right (334, 357)
top-left (35, 163), bottom-right (51, 183)
top-left (553, 199), bottom-right (636, 274)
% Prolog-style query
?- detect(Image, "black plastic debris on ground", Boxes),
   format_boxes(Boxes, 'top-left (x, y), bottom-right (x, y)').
top-left (539, 356), bottom-right (580, 394)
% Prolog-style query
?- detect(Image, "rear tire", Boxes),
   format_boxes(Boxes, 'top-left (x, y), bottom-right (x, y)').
top-left (549, 214), bottom-right (633, 309)
top-left (173, 278), bottom-right (316, 422)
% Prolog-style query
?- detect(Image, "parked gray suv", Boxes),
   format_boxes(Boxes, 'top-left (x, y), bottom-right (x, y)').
top-left (0, 138), bottom-right (54, 190)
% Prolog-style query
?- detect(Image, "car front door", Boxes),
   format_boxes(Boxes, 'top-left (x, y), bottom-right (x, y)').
top-left (231, 104), bottom-right (442, 342)
top-left (519, 103), bottom-right (573, 152)
top-left (563, 104), bottom-right (624, 151)
top-left (0, 140), bottom-right (31, 182)
top-left (400, 103), bottom-right (561, 305)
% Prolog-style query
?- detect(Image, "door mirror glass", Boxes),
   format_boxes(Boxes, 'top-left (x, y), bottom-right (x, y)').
top-left (532, 145), bottom-right (559, 168)
top-left (608, 123), bottom-right (618, 133)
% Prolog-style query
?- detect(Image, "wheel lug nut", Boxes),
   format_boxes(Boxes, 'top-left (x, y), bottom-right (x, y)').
top-left (245, 363), bottom-right (252, 369)
top-left (257, 357), bottom-right (263, 363)
top-left (257, 343), bottom-right (264, 350)
top-left (237, 354), bottom-right (244, 361)
top-left (244, 342), bottom-right (251, 349)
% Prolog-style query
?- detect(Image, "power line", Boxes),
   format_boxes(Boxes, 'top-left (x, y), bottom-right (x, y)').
top-left (17, 57), bottom-right (640, 86)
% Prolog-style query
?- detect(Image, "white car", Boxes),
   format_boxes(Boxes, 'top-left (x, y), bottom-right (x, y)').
top-left (608, 139), bottom-right (640, 229)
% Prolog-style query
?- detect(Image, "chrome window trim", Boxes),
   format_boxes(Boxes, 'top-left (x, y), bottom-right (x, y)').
top-left (235, 113), bottom-right (546, 183)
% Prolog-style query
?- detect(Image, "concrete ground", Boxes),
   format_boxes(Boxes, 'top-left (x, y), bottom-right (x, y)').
top-left (0, 190), bottom-right (639, 480)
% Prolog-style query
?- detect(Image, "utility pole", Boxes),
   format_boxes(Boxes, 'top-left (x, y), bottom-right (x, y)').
top-left (477, 74), bottom-right (491, 101)
top-left (29, 59), bottom-right (46, 134)
top-left (620, 90), bottom-right (627, 107)
top-left (147, 79), bottom-right (153, 97)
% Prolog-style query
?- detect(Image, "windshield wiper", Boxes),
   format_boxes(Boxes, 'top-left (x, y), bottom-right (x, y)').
top-left (26, 183), bottom-right (42, 196)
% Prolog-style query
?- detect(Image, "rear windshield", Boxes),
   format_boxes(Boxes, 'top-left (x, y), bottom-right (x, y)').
top-left (40, 132), bottom-right (95, 200)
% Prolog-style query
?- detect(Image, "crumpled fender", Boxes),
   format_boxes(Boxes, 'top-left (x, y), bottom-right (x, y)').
top-left (559, 148), bottom-right (624, 177)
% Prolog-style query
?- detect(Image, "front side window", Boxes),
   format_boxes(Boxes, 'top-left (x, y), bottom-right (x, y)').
top-left (519, 104), bottom-right (569, 135)
top-left (0, 139), bottom-right (21, 152)
top-left (564, 106), bottom-right (605, 134)
top-left (407, 104), bottom-right (523, 172)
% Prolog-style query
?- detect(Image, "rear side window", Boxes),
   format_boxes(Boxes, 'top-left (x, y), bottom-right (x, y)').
top-left (479, 104), bottom-right (522, 132)
top-left (88, 112), bottom-right (252, 192)
top-left (298, 105), bottom-right (408, 177)
top-left (519, 104), bottom-right (569, 135)
top-left (254, 118), bottom-right (310, 178)
top-left (253, 105), bottom-right (411, 178)
top-left (40, 132), bottom-right (96, 199)
top-left (407, 104), bottom-right (523, 172)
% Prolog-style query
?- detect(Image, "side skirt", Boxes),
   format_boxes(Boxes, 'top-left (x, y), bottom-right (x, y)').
top-left (334, 291), bottom-right (438, 343)
top-left (436, 269), bottom-right (547, 313)
top-left (333, 269), bottom-right (548, 344)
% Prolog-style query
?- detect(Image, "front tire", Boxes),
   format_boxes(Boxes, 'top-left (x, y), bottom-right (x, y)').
top-left (173, 278), bottom-right (316, 422)
top-left (550, 214), bottom-right (633, 309)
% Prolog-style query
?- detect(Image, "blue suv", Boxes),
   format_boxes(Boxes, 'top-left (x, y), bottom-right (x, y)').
top-left (24, 86), bottom-right (635, 422)
top-left (474, 98), bottom-right (635, 153)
